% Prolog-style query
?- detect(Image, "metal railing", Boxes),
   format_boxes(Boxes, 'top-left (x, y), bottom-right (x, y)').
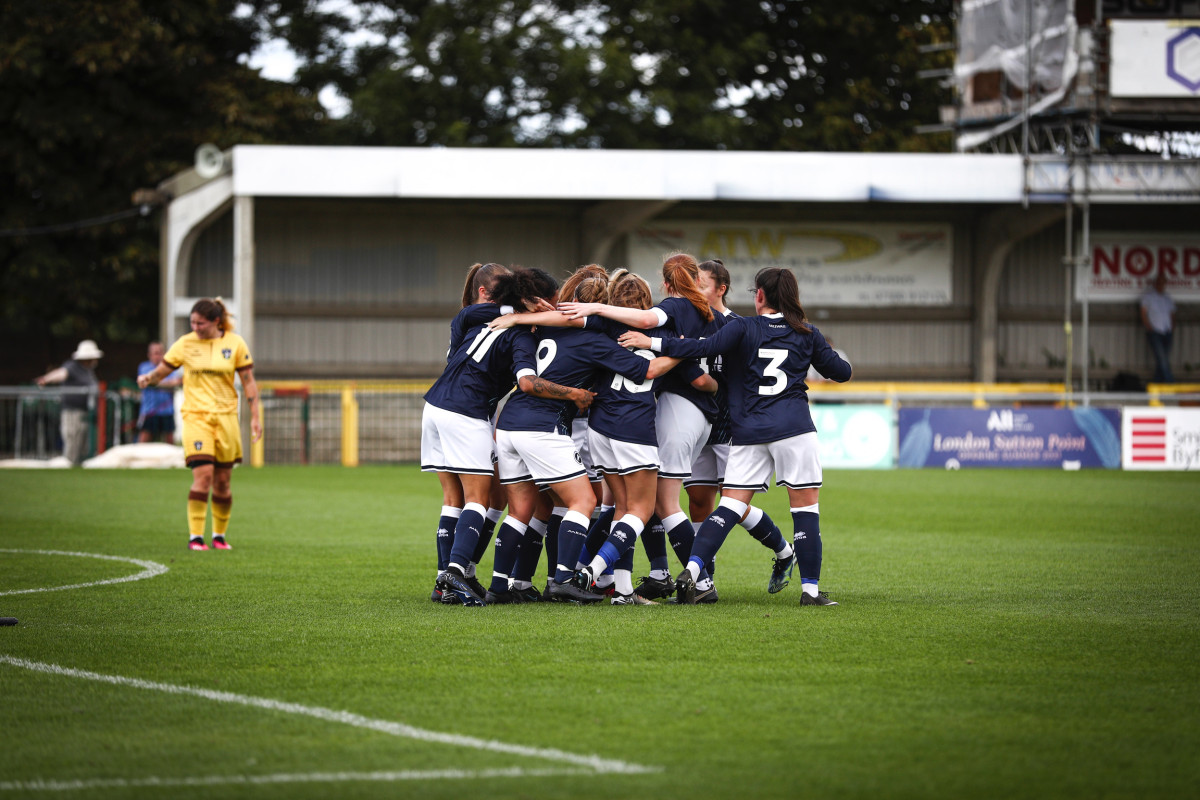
top-left (0, 386), bottom-right (135, 461)
top-left (6, 381), bottom-right (1197, 466)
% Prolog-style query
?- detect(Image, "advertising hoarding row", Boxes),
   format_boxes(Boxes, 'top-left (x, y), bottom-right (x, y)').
top-left (812, 405), bottom-right (1199, 471)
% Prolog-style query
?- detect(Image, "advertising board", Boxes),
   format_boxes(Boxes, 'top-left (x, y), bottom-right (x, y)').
top-left (1078, 233), bottom-right (1200, 301)
top-left (897, 407), bottom-right (1122, 469)
top-left (812, 405), bottom-right (893, 469)
top-left (629, 222), bottom-right (952, 307)
top-left (1121, 407), bottom-right (1200, 470)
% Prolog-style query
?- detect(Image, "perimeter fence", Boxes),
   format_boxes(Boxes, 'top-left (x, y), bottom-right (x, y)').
top-left (3, 380), bottom-right (1198, 468)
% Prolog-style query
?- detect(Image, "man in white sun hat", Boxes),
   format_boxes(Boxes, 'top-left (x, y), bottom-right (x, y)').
top-left (36, 339), bottom-right (103, 465)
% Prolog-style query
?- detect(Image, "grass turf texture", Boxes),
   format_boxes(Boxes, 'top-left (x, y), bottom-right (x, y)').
top-left (0, 466), bottom-right (1197, 800)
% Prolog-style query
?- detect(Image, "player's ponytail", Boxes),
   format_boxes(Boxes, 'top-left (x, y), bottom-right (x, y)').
top-left (662, 253), bottom-right (714, 322)
top-left (560, 263), bottom-right (610, 304)
top-left (490, 267), bottom-right (560, 310)
top-left (755, 268), bottom-right (810, 334)
top-left (609, 269), bottom-right (653, 310)
top-left (461, 262), bottom-right (510, 307)
top-left (193, 297), bottom-right (234, 333)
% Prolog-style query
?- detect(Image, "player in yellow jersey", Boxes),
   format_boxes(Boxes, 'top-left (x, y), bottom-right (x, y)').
top-left (138, 298), bottom-right (262, 550)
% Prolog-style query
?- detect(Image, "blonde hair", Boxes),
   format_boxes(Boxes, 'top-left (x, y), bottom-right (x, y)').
top-left (608, 269), bottom-right (653, 310)
top-left (559, 264), bottom-right (610, 304)
top-left (662, 253), bottom-right (713, 322)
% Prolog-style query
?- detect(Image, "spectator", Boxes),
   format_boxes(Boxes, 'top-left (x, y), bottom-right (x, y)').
top-left (137, 341), bottom-right (182, 443)
top-left (35, 339), bottom-right (103, 465)
top-left (1140, 273), bottom-right (1176, 383)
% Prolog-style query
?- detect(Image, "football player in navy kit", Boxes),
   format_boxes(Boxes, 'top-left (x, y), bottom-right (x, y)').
top-left (560, 253), bottom-right (724, 602)
top-left (620, 267), bottom-right (852, 606)
top-left (425, 262), bottom-right (510, 602)
top-left (693, 260), bottom-right (799, 595)
top-left (574, 270), bottom-right (718, 604)
top-left (426, 268), bottom-right (594, 606)
top-left (488, 268), bottom-right (693, 603)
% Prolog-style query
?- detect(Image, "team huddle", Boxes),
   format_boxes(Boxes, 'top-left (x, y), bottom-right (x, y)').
top-left (421, 253), bottom-right (852, 606)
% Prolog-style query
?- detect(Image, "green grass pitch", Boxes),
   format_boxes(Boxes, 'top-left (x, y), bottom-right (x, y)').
top-left (1, 466), bottom-right (1198, 799)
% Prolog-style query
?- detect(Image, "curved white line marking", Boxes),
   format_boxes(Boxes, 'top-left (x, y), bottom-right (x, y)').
top-left (0, 549), bottom-right (168, 596)
top-left (0, 767), bottom-right (592, 792)
top-left (0, 656), bottom-right (660, 776)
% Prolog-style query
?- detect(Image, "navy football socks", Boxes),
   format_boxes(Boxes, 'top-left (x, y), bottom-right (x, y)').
top-left (446, 503), bottom-right (487, 574)
top-left (488, 518), bottom-right (527, 593)
top-left (641, 514), bottom-right (670, 575)
top-left (553, 510), bottom-right (591, 583)
top-left (791, 506), bottom-right (822, 586)
top-left (435, 506), bottom-right (461, 571)
top-left (512, 517), bottom-right (547, 584)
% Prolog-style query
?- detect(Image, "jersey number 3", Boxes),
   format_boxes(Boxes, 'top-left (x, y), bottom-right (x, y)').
top-left (758, 348), bottom-right (788, 396)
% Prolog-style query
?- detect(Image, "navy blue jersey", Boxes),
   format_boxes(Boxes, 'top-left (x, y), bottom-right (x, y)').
top-left (425, 316), bottom-right (538, 421)
top-left (705, 308), bottom-right (738, 446)
top-left (654, 296), bottom-right (725, 422)
top-left (584, 318), bottom-right (704, 447)
top-left (658, 316), bottom-right (851, 445)
top-left (446, 303), bottom-right (513, 360)
top-left (497, 326), bottom-right (652, 436)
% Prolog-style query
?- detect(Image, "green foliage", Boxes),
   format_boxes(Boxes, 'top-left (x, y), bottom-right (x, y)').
top-left (0, 0), bottom-right (325, 343)
top-left (289, 0), bottom-right (954, 151)
top-left (1, 467), bottom-right (1198, 799)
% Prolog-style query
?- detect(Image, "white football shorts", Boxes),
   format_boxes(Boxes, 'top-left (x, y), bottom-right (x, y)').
top-left (685, 441), bottom-right (729, 488)
top-left (588, 429), bottom-right (659, 476)
top-left (420, 402), bottom-right (495, 475)
top-left (496, 429), bottom-right (588, 486)
top-left (655, 392), bottom-right (712, 480)
top-left (723, 431), bottom-right (822, 493)
top-left (572, 417), bottom-right (600, 482)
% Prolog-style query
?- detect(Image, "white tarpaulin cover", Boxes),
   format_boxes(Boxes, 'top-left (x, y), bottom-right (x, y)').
top-left (955, 0), bottom-right (1079, 150)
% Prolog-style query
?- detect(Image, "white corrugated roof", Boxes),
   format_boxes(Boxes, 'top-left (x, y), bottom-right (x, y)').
top-left (230, 146), bottom-right (1026, 203)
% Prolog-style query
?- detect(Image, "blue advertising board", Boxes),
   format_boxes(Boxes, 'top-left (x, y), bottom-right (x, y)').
top-left (812, 405), bottom-right (893, 468)
top-left (897, 407), bottom-right (1122, 469)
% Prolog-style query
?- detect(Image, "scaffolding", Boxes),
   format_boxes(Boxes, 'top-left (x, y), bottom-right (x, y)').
top-left (949, 0), bottom-right (1200, 403)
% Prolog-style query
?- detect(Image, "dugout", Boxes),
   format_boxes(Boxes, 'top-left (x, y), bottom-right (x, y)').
top-left (156, 145), bottom-right (1198, 386)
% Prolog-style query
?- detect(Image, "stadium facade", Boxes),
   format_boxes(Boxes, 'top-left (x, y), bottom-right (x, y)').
top-left (155, 145), bottom-right (1197, 386)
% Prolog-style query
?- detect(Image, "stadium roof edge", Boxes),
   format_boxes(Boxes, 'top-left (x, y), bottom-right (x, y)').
top-left (182, 145), bottom-right (1029, 204)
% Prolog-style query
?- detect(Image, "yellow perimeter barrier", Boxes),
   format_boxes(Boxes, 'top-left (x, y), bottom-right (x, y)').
top-left (250, 380), bottom-right (1199, 466)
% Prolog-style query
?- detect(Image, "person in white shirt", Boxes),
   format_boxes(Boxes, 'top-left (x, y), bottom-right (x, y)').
top-left (1140, 273), bottom-right (1176, 383)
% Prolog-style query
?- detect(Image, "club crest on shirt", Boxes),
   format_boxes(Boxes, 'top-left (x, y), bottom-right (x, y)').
top-left (222, 348), bottom-right (232, 359)
top-left (194, 441), bottom-right (203, 450)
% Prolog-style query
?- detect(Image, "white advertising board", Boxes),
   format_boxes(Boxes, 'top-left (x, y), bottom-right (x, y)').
top-left (1110, 20), bottom-right (1200, 98)
top-left (1076, 233), bottom-right (1200, 301)
top-left (1122, 407), bottom-right (1200, 470)
top-left (629, 222), bottom-right (953, 307)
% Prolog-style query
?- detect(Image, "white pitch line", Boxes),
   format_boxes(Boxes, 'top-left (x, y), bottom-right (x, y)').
top-left (0, 656), bottom-right (661, 776)
top-left (0, 549), bottom-right (168, 596)
top-left (0, 767), bottom-right (595, 792)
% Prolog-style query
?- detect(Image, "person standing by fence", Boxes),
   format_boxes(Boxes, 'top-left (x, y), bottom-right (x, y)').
top-left (137, 341), bottom-right (182, 443)
top-left (35, 339), bottom-right (103, 465)
top-left (139, 298), bottom-right (261, 551)
top-left (1140, 273), bottom-right (1176, 383)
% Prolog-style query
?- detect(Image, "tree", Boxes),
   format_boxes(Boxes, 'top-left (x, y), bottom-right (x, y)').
top-left (276, 0), bottom-right (953, 151)
top-left (0, 0), bottom-right (326, 347)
